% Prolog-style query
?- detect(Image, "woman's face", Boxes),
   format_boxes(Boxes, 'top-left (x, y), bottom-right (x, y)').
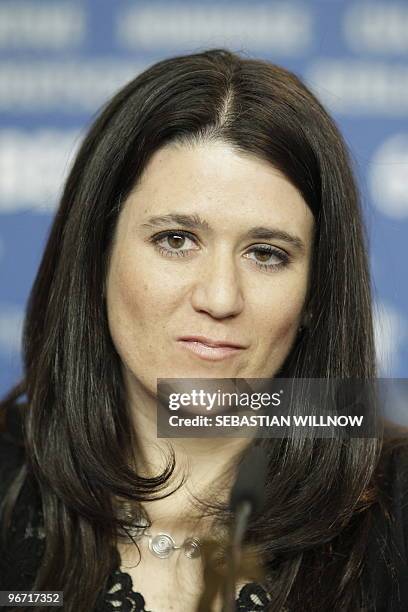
top-left (106, 141), bottom-right (314, 398)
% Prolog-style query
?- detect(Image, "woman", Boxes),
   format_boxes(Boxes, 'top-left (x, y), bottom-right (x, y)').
top-left (0, 48), bottom-right (407, 612)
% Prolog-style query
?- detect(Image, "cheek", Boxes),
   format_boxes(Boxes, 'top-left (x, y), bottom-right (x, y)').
top-left (106, 252), bottom-right (181, 351)
top-left (263, 309), bottom-right (300, 344)
top-left (257, 282), bottom-right (306, 344)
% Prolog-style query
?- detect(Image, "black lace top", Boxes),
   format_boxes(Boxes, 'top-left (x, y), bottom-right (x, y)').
top-left (101, 569), bottom-right (271, 611)
top-left (0, 405), bottom-right (273, 611)
top-left (1, 404), bottom-right (408, 611)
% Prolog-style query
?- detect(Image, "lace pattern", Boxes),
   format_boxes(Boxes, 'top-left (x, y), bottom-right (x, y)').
top-left (103, 570), bottom-right (151, 612)
top-left (101, 567), bottom-right (272, 612)
top-left (103, 570), bottom-right (150, 612)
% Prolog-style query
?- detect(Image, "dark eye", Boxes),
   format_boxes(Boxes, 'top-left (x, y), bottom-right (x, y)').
top-left (164, 234), bottom-right (191, 249)
top-left (245, 246), bottom-right (289, 270)
top-left (151, 230), bottom-right (198, 257)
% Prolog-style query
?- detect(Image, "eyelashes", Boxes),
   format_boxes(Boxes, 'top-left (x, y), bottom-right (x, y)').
top-left (149, 230), bottom-right (291, 272)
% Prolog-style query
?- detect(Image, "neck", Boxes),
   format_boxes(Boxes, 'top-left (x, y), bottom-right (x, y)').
top-left (122, 368), bottom-right (252, 539)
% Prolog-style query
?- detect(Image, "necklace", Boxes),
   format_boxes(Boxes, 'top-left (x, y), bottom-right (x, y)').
top-left (118, 504), bottom-right (201, 560)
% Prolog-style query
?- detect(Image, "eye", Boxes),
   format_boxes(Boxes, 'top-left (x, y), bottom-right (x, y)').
top-left (151, 230), bottom-right (198, 257)
top-left (244, 246), bottom-right (290, 271)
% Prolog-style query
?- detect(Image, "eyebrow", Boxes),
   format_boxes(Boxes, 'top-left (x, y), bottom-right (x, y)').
top-left (141, 213), bottom-right (306, 253)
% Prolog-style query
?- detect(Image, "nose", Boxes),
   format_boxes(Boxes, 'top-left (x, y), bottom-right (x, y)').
top-left (190, 248), bottom-right (244, 318)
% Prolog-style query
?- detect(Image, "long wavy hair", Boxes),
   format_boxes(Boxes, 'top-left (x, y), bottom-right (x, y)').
top-left (0, 48), bottom-right (403, 611)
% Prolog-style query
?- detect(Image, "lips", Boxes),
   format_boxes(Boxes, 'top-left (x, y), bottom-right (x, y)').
top-left (177, 338), bottom-right (244, 361)
top-left (178, 335), bottom-right (245, 349)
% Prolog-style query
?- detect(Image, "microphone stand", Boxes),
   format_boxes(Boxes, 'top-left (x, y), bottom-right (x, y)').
top-left (195, 445), bottom-right (268, 612)
top-left (195, 517), bottom-right (266, 612)
top-left (222, 499), bottom-right (252, 612)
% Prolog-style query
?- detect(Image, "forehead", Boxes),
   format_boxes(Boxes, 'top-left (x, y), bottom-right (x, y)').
top-left (120, 141), bottom-right (314, 238)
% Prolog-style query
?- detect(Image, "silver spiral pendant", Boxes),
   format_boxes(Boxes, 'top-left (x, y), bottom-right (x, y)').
top-left (117, 503), bottom-right (202, 559)
top-left (183, 537), bottom-right (201, 559)
top-left (148, 533), bottom-right (177, 558)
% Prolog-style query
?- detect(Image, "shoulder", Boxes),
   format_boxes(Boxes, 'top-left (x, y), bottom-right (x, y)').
top-left (363, 435), bottom-right (408, 609)
top-left (381, 436), bottom-right (408, 557)
top-left (0, 402), bottom-right (45, 591)
top-left (0, 402), bottom-right (26, 500)
top-left (0, 401), bottom-right (44, 517)
top-left (378, 432), bottom-right (408, 514)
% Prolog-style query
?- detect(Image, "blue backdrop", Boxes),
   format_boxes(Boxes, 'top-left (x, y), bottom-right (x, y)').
top-left (0, 1), bottom-right (407, 421)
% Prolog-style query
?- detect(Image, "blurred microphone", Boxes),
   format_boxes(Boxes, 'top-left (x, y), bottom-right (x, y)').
top-left (223, 445), bottom-right (268, 612)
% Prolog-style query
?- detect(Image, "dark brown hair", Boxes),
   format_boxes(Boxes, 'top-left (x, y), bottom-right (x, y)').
top-left (0, 48), bottom-right (403, 611)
